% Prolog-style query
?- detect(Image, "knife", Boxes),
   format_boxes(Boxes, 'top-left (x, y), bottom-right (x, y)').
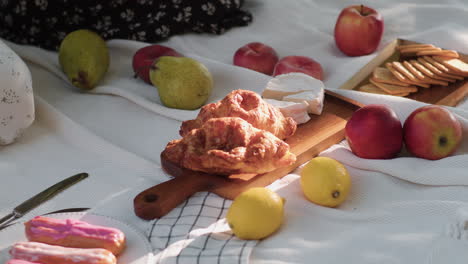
top-left (0, 172), bottom-right (88, 228)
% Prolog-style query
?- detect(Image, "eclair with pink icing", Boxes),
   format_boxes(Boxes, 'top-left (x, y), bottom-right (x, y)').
top-left (10, 241), bottom-right (116, 264)
top-left (6, 259), bottom-right (44, 264)
top-left (25, 216), bottom-right (126, 255)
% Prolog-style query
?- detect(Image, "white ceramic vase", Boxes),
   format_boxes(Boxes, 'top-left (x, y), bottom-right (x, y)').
top-left (0, 40), bottom-right (35, 145)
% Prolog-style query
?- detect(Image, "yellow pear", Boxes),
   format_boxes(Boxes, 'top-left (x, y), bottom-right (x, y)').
top-left (59, 29), bottom-right (109, 90)
top-left (150, 56), bottom-right (213, 110)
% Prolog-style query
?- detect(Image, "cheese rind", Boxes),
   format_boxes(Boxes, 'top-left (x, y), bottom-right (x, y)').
top-left (262, 72), bottom-right (325, 116)
top-left (283, 90), bottom-right (324, 115)
top-left (262, 72), bottom-right (324, 100)
top-left (264, 99), bottom-right (310, 124)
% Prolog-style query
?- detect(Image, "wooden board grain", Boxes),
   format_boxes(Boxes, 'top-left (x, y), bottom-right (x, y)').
top-left (339, 38), bottom-right (468, 107)
top-left (133, 91), bottom-right (363, 219)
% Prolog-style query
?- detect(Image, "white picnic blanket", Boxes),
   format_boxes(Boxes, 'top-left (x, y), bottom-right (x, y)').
top-left (2, 0), bottom-right (468, 264)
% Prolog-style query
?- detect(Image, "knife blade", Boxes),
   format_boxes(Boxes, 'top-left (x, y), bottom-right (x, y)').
top-left (0, 172), bottom-right (88, 228)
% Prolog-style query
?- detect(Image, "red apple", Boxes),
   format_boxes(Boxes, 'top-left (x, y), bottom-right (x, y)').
top-left (403, 105), bottom-right (462, 160)
top-left (334, 5), bottom-right (384, 57)
top-left (133, 44), bottom-right (183, 83)
top-left (273, 56), bottom-right (324, 81)
top-left (345, 104), bottom-right (403, 159)
top-left (233, 42), bottom-right (279, 75)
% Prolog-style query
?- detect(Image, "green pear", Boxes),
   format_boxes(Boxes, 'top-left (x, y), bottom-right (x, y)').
top-left (150, 56), bottom-right (213, 110)
top-left (59, 29), bottom-right (109, 90)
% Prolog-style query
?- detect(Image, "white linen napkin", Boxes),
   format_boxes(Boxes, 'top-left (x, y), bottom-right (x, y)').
top-left (5, 22), bottom-right (468, 264)
top-left (0, 95), bottom-right (162, 223)
top-left (324, 88), bottom-right (468, 186)
top-left (4, 40), bottom-right (271, 122)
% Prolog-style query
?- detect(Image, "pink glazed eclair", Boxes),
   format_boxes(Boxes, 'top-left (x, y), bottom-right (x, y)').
top-left (6, 259), bottom-right (44, 264)
top-left (9, 241), bottom-right (117, 264)
top-left (25, 216), bottom-right (126, 255)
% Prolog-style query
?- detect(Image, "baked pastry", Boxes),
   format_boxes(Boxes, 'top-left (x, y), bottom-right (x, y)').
top-left (25, 216), bottom-right (125, 255)
top-left (164, 117), bottom-right (296, 175)
top-left (9, 241), bottom-right (116, 264)
top-left (180, 89), bottom-right (297, 139)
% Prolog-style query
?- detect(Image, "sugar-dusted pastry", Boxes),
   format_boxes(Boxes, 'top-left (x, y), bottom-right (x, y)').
top-left (164, 117), bottom-right (296, 175)
top-left (25, 216), bottom-right (126, 255)
top-left (9, 241), bottom-right (117, 264)
top-left (180, 89), bottom-right (297, 140)
top-left (6, 260), bottom-right (44, 264)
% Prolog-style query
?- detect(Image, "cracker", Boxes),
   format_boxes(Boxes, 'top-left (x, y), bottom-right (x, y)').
top-left (357, 83), bottom-right (386, 94)
top-left (358, 83), bottom-right (409, 97)
top-left (402, 61), bottom-right (449, 86)
top-left (391, 61), bottom-right (419, 81)
top-left (399, 46), bottom-right (439, 55)
top-left (392, 92), bottom-right (410, 97)
top-left (421, 56), bottom-right (465, 79)
top-left (396, 44), bottom-right (435, 51)
top-left (402, 61), bottom-right (426, 80)
top-left (416, 49), bottom-right (459, 58)
top-left (372, 67), bottom-right (410, 86)
top-left (409, 60), bottom-right (456, 83)
top-left (432, 56), bottom-right (468, 76)
top-left (369, 78), bottom-right (418, 94)
top-left (386, 62), bottom-right (430, 88)
top-left (416, 57), bottom-right (462, 81)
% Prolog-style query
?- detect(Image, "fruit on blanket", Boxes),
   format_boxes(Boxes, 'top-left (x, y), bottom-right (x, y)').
top-left (334, 5), bottom-right (384, 56)
top-left (273, 56), bottom-right (324, 81)
top-left (345, 104), bottom-right (403, 159)
top-left (59, 29), bottom-right (109, 90)
top-left (132, 44), bottom-right (183, 84)
top-left (226, 187), bottom-right (285, 240)
top-left (403, 105), bottom-right (462, 160)
top-left (150, 56), bottom-right (213, 110)
top-left (300, 157), bottom-right (351, 207)
top-left (233, 42), bottom-right (279, 75)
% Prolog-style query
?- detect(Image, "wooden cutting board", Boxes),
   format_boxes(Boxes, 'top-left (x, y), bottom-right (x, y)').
top-left (133, 91), bottom-right (364, 219)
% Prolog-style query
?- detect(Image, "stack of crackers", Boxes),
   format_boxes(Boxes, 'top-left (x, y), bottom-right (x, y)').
top-left (358, 43), bottom-right (468, 97)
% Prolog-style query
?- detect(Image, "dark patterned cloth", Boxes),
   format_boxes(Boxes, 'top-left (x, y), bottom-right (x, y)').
top-left (0, 0), bottom-right (253, 50)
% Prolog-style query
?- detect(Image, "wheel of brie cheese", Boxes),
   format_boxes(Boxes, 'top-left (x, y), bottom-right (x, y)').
top-left (0, 40), bottom-right (35, 145)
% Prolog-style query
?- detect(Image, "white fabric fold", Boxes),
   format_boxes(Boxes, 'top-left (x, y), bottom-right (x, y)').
top-left (0, 95), bottom-right (163, 223)
top-left (5, 40), bottom-right (271, 122)
top-left (2, 1), bottom-right (468, 264)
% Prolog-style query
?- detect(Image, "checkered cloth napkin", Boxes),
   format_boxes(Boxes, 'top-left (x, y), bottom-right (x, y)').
top-left (148, 192), bottom-right (257, 264)
top-left (89, 173), bottom-right (266, 264)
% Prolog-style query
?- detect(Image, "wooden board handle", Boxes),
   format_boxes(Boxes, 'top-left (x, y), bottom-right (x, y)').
top-left (133, 173), bottom-right (214, 220)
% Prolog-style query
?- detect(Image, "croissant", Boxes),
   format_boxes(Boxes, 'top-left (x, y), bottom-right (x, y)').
top-left (164, 117), bottom-right (296, 175)
top-left (180, 89), bottom-right (297, 139)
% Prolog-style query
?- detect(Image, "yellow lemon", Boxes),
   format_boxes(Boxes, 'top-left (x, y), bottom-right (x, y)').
top-left (226, 187), bottom-right (285, 240)
top-left (300, 157), bottom-right (351, 207)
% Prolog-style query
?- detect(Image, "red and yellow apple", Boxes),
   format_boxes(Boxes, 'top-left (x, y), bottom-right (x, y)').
top-left (133, 44), bottom-right (183, 83)
top-left (403, 105), bottom-right (462, 160)
top-left (273, 55), bottom-right (324, 81)
top-left (233, 42), bottom-right (279, 75)
top-left (345, 104), bottom-right (403, 159)
top-left (334, 5), bottom-right (384, 57)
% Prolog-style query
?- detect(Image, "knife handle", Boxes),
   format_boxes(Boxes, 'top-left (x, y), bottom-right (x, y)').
top-left (133, 173), bottom-right (214, 220)
top-left (0, 212), bottom-right (16, 230)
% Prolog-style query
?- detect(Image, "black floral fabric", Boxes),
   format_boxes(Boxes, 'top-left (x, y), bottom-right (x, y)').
top-left (0, 0), bottom-right (252, 50)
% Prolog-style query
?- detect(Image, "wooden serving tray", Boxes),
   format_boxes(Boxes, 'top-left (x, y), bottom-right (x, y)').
top-left (133, 91), bottom-right (364, 219)
top-left (339, 38), bottom-right (468, 107)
